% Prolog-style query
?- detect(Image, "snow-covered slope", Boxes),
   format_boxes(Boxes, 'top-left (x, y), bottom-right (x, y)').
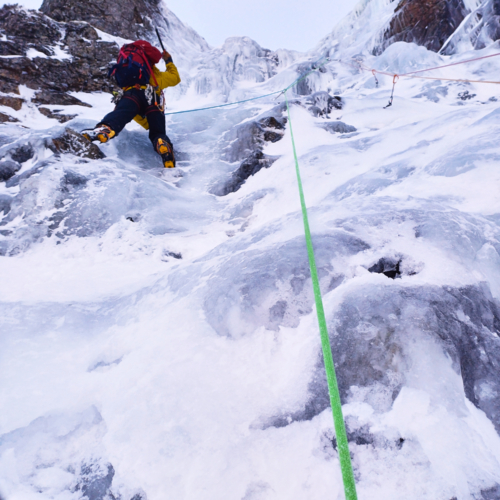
top-left (1, 1), bottom-right (500, 500)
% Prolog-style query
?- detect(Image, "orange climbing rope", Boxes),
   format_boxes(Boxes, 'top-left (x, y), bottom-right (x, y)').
top-left (343, 51), bottom-right (500, 107)
top-left (355, 51), bottom-right (500, 82)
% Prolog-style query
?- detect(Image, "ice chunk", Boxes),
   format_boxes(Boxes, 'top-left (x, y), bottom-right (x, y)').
top-left (202, 233), bottom-right (369, 337)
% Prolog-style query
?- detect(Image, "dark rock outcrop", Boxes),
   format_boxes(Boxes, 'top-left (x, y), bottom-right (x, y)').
top-left (76, 462), bottom-right (115, 500)
top-left (0, 4), bottom-right (118, 101)
top-left (0, 94), bottom-right (24, 110)
top-left (38, 107), bottom-right (77, 123)
top-left (368, 257), bottom-right (402, 279)
top-left (32, 90), bottom-right (91, 107)
top-left (379, 0), bottom-right (470, 53)
top-left (214, 111), bottom-right (287, 196)
top-left (214, 94), bottom-right (346, 196)
top-left (218, 151), bottom-right (280, 196)
top-left (222, 115), bottom-right (286, 164)
top-left (279, 283), bottom-right (500, 435)
top-left (10, 144), bottom-right (34, 163)
top-left (318, 121), bottom-right (357, 134)
top-left (40, 0), bottom-right (162, 40)
top-left (0, 111), bottom-right (19, 123)
top-left (49, 128), bottom-right (105, 159)
top-left (306, 91), bottom-right (342, 117)
top-left (0, 160), bottom-right (21, 182)
top-left (442, 0), bottom-right (500, 53)
top-left (0, 194), bottom-right (11, 215)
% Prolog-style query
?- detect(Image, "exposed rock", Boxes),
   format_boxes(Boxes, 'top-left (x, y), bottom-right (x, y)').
top-left (379, 0), bottom-right (470, 53)
top-left (76, 462), bottom-right (114, 500)
top-left (318, 121), bottom-right (357, 134)
top-left (10, 144), bottom-right (34, 163)
top-left (303, 283), bottom-right (500, 433)
top-left (213, 111), bottom-right (287, 195)
top-left (162, 250), bottom-right (182, 260)
top-left (0, 94), bottom-right (24, 110)
top-left (0, 5), bottom-right (119, 97)
top-left (306, 91), bottom-right (342, 117)
top-left (33, 90), bottom-right (92, 107)
top-left (222, 113), bottom-right (286, 163)
top-left (481, 485), bottom-right (500, 499)
top-left (40, 0), bottom-right (162, 40)
top-left (49, 128), bottom-right (105, 159)
top-left (39, 107), bottom-right (77, 123)
top-left (260, 116), bottom-right (286, 143)
top-left (0, 194), bottom-right (11, 214)
top-left (0, 160), bottom-right (21, 182)
top-left (442, 0), bottom-right (500, 53)
top-left (458, 90), bottom-right (477, 100)
top-left (368, 257), bottom-right (402, 279)
top-left (218, 151), bottom-right (280, 196)
top-left (0, 111), bottom-right (19, 123)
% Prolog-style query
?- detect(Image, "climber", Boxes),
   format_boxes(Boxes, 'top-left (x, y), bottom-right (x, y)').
top-left (83, 40), bottom-right (181, 168)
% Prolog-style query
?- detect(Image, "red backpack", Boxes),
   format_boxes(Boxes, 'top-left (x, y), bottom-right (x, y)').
top-left (109, 40), bottom-right (161, 89)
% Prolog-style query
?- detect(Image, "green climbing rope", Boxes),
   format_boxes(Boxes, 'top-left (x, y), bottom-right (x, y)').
top-left (284, 91), bottom-right (358, 500)
top-left (161, 56), bottom-right (357, 497)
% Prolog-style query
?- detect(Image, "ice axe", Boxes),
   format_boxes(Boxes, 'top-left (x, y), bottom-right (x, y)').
top-left (155, 27), bottom-right (166, 53)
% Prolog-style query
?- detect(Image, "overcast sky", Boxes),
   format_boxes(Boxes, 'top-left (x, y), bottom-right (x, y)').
top-left (0, 0), bottom-right (359, 52)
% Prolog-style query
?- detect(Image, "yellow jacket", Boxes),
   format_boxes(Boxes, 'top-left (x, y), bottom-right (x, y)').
top-left (133, 62), bottom-right (181, 130)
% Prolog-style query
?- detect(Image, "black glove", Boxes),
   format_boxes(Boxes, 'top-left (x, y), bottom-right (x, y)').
top-left (162, 50), bottom-right (173, 64)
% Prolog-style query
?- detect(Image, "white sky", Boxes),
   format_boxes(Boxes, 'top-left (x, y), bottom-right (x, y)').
top-left (0, 0), bottom-right (360, 52)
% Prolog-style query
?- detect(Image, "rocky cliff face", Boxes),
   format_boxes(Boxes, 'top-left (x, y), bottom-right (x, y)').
top-left (40, 0), bottom-right (161, 40)
top-left (441, 0), bottom-right (500, 53)
top-left (317, 0), bottom-right (500, 58)
top-left (0, 5), bottom-right (118, 113)
top-left (0, 0), bottom-right (296, 119)
top-left (379, 0), bottom-right (470, 53)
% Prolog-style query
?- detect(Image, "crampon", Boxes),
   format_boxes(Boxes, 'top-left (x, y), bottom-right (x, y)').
top-left (156, 138), bottom-right (175, 168)
top-left (82, 124), bottom-right (116, 143)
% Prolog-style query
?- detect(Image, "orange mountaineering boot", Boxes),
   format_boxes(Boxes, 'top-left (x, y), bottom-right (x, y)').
top-left (82, 124), bottom-right (116, 143)
top-left (156, 138), bottom-right (176, 168)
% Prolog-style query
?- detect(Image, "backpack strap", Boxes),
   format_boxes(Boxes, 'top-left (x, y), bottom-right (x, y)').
top-left (135, 47), bottom-right (159, 88)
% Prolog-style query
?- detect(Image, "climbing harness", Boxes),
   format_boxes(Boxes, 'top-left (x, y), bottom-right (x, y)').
top-left (284, 90), bottom-right (358, 500)
top-left (111, 89), bottom-right (123, 104)
top-left (145, 84), bottom-right (155, 105)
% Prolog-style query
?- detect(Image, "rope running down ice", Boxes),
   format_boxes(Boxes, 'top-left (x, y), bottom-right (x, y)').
top-left (158, 51), bottom-right (500, 497)
top-left (284, 89), bottom-right (358, 500)
top-left (163, 57), bottom-right (359, 498)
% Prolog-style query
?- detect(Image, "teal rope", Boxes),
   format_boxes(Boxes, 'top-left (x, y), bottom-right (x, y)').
top-left (164, 90), bottom-right (282, 116)
top-left (284, 91), bottom-right (358, 500)
top-left (283, 56), bottom-right (331, 92)
top-left (164, 56), bottom-right (331, 116)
